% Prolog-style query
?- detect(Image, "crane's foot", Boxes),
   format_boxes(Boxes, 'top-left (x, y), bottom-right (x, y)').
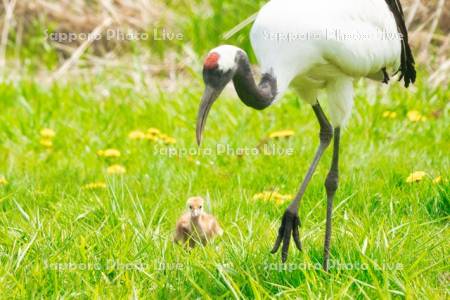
top-left (271, 209), bottom-right (302, 262)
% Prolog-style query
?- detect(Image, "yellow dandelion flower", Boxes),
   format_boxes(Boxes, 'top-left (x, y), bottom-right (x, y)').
top-left (160, 134), bottom-right (177, 144)
top-left (144, 133), bottom-right (159, 141)
top-left (271, 192), bottom-right (283, 198)
top-left (128, 130), bottom-right (146, 140)
top-left (40, 128), bottom-right (55, 138)
top-left (280, 194), bottom-right (294, 201)
top-left (0, 176), bottom-right (8, 186)
top-left (252, 193), bottom-right (264, 201)
top-left (264, 192), bottom-right (276, 201)
top-left (433, 176), bottom-right (442, 184)
top-left (253, 191), bottom-right (271, 201)
top-left (97, 149), bottom-right (121, 158)
top-left (274, 194), bottom-right (293, 205)
top-left (147, 128), bottom-right (161, 136)
top-left (269, 130), bottom-right (295, 139)
top-left (407, 110), bottom-right (426, 122)
top-left (274, 197), bottom-right (286, 205)
top-left (253, 191), bottom-right (293, 205)
top-left (382, 111), bottom-right (397, 119)
top-left (82, 182), bottom-right (107, 190)
top-left (107, 164), bottom-right (126, 175)
top-left (406, 171), bottom-right (428, 183)
top-left (40, 138), bottom-right (53, 148)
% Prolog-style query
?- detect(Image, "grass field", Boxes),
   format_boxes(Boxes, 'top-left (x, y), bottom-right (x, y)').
top-left (0, 0), bottom-right (449, 297)
top-left (0, 68), bottom-right (448, 298)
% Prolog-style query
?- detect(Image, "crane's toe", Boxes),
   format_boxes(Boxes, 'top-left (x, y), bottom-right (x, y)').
top-left (271, 209), bottom-right (302, 262)
top-left (292, 215), bottom-right (302, 251)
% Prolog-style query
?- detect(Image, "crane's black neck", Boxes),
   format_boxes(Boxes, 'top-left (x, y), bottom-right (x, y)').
top-left (232, 51), bottom-right (277, 110)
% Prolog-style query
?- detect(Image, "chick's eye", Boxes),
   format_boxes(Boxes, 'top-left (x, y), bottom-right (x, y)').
top-left (199, 206), bottom-right (202, 209)
top-left (189, 205), bottom-right (192, 209)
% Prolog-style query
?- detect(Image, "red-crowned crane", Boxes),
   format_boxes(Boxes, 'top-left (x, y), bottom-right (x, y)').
top-left (195, 0), bottom-right (415, 271)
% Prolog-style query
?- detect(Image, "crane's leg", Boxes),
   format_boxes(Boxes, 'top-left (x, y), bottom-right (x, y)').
top-left (323, 127), bottom-right (340, 271)
top-left (271, 103), bottom-right (333, 262)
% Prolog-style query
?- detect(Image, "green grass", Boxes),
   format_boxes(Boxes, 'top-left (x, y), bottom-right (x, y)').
top-left (0, 71), bottom-right (449, 298)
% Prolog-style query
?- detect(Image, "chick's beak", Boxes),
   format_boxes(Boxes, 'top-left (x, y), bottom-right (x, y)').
top-left (191, 208), bottom-right (201, 218)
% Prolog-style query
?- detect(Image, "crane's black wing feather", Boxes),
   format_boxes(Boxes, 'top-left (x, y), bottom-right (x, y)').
top-left (385, 0), bottom-right (416, 87)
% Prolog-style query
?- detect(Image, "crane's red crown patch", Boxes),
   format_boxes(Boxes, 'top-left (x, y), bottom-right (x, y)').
top-left (204, 52), bottom-right (220, 70)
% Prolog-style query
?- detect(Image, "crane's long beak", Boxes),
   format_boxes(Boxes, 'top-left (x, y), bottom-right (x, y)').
top-left (196, 85), bottom-right (221, 146)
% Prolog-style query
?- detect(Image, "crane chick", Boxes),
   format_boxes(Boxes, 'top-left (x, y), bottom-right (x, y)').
top-left (174, 196), bottom-right (223, 247)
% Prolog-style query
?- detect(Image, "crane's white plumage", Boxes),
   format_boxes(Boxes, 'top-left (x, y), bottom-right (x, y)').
top-left (208, 0), bottom-right (402, 125)
top-left (249, 0), bottom-right (401, 125)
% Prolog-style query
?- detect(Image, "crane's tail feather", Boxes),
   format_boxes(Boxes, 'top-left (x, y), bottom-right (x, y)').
top-left (385, 0), bottom-right (416, 88)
